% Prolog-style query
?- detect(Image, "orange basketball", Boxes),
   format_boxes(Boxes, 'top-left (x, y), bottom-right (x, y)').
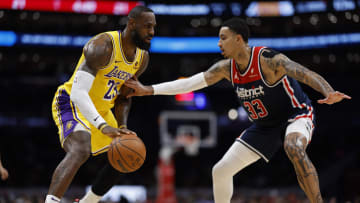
top-left (107, 134), bottom-right (146, 173)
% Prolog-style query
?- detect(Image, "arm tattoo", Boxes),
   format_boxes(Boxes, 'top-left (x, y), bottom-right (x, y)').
top-left (204, 59), bottom-right (231, 85)
top-left (267, 53), bottom-right (334, 97)
top-left (262, 48), bottom-right (282, 74)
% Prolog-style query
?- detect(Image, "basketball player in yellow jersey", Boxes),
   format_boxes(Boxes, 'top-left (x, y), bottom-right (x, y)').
top-left (45, 6), bottom-right (156, 203)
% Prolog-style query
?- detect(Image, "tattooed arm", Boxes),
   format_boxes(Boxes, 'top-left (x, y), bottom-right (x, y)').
top-left (203, 59), bottom-right (231, 85)
top-left (261, 48), bottom-right (351, 104)
top-left (124, 59), bottom-right (231, 97)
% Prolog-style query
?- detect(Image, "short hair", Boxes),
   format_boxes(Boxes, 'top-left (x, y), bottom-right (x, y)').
top-left (221, 18), bottom-right (250, 43)
top-left (128, 5), bottom-right (154, 19)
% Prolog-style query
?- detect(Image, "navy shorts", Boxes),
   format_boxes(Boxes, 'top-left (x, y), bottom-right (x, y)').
top-left (236, 115), bottom-right (315, 162)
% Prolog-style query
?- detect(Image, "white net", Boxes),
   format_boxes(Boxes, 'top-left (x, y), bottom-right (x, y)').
top-left (175, 133), bottom-right (201, 156)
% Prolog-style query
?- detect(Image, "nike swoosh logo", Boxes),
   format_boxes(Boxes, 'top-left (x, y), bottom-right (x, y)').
top-left (94, 116), bottom-right (99, 122)
top-left (51, 197), bottom-right (60, 202)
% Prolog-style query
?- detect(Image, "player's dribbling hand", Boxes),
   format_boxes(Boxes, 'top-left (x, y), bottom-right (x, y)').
top-left (0, 167), bottom-right (9, 180)
top-left (124, 76), bottom-right (154, 98)
top-left (317, 91), bottom-right (351, 105)
top-left (101, 125), bottom-right (136, 138)
top-left (118, 128), bottom-right (137, 137)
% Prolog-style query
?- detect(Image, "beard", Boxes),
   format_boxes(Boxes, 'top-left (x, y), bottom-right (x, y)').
top-left (131, 30), bottom-right (151, 50)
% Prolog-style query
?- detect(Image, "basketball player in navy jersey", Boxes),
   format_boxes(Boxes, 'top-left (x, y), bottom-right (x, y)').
top-left (124, 18), bottom-right (351, 203)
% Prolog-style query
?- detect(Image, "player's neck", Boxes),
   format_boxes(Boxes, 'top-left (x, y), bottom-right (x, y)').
top-left (233, 45), bottom-right (251, 72)
top-left (121, 28), bottom-right (137, 58)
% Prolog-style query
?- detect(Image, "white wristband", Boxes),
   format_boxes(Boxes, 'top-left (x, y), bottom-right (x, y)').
top-left (70, 70), bottom-right (106, 128)
top-left (153, 72), bottom-right (208, 95)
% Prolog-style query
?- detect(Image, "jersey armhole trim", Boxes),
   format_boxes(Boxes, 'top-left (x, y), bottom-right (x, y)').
top-left (258, 47), bottom-right (285, 87)
top-left (138, 49), bottom-right (145, 68)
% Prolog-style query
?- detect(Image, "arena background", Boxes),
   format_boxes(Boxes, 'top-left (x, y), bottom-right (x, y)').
top-left (0, 0), bottom-right (359, 202)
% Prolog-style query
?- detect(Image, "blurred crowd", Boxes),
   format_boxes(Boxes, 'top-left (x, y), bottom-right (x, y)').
top-left (0, 189), bottom-right (358, 203)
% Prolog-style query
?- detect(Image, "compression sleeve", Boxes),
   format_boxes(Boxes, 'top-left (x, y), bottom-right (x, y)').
top-left (70, 70), bottom-right (106, 128)
top-left (153, 72), bottom-right (208, 95)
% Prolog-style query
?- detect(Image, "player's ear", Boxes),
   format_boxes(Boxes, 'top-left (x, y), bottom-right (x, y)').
top-left (128, 17), bottom-right (136, 29)
top-left (236, 34), bottom-right (244, 44)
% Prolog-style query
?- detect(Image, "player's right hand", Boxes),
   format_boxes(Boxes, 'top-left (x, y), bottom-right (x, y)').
top-left (124, 76), bottom-right (154, 98)
top-left (101, 125), bottom-right (136, 138)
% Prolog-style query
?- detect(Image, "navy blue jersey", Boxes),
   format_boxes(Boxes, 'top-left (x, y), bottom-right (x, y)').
top-left (231, 46), bottom-right (313, 127)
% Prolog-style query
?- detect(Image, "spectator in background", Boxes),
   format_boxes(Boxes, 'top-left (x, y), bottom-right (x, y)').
top-left (0, 153), bottom-right (9, 180)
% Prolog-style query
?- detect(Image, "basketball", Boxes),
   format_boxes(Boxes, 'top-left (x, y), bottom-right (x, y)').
top-left (107, 134), bottom-right (146, 173)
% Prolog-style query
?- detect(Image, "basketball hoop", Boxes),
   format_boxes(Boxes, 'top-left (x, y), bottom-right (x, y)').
top-left (156, 111), bottom-right (217, 203)
top-left (159, 111), bottom-right (218, 149)
top-left (175, 134), bottom-right (201, 156)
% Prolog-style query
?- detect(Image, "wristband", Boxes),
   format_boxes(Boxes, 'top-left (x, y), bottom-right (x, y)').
top-left (98, 123), bottom-right (108, 132)
top-left (119, 124), bottom-right (127, 129)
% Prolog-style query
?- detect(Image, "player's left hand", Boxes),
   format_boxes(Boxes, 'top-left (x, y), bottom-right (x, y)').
top-left (101, 125), bottom-right (136, 138)
top-left (118, 128), bottom-right (137, 136)
top-left (317, 91), bottom-right (351, 105)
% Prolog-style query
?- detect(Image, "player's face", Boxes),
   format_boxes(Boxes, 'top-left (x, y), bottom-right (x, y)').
top-left (132, 12), bottom-right (156, 50)
top-left (218, 27), bottom-right (238, 58)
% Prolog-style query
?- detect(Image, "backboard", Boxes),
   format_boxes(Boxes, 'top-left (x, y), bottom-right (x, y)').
top-left (159, 111), bottom-right (217, 148)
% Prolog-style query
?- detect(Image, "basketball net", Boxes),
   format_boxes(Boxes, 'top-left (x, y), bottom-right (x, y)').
top-left (175, 134), bottom-right (201, 156)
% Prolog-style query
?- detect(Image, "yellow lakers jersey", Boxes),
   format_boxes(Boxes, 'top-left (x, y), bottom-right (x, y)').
top-left (63, 31), bottom-right (144, 113)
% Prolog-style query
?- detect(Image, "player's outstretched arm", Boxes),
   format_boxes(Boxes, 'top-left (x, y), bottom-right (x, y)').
top-left (123, 75), bottom-right (153, 97)
top-left (263, 51), bottom-right (351, 105)
top-left (203, 59), bottom-right (231, 85)
top-left (124, 59), bottom-right (231, 98)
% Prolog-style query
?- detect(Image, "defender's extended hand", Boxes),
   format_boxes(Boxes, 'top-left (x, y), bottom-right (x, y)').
top-left (101, 125), bottom-right (136, 138)
top-left (317, 91), bottom-right (351, 105)
top-left (124, 76), bottom-right (154, 98)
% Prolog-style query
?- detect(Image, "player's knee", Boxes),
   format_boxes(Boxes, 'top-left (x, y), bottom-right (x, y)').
top-left (212, 162), bottom-right (225, 180)
top-left (64, 131), bottom-right (91, 163)
top-left (69, 146), bottom-right (91, 164)
top-left (212, 163), bottom-right (220, 178)
top-left (284, 133), bottom-right (306, 160)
